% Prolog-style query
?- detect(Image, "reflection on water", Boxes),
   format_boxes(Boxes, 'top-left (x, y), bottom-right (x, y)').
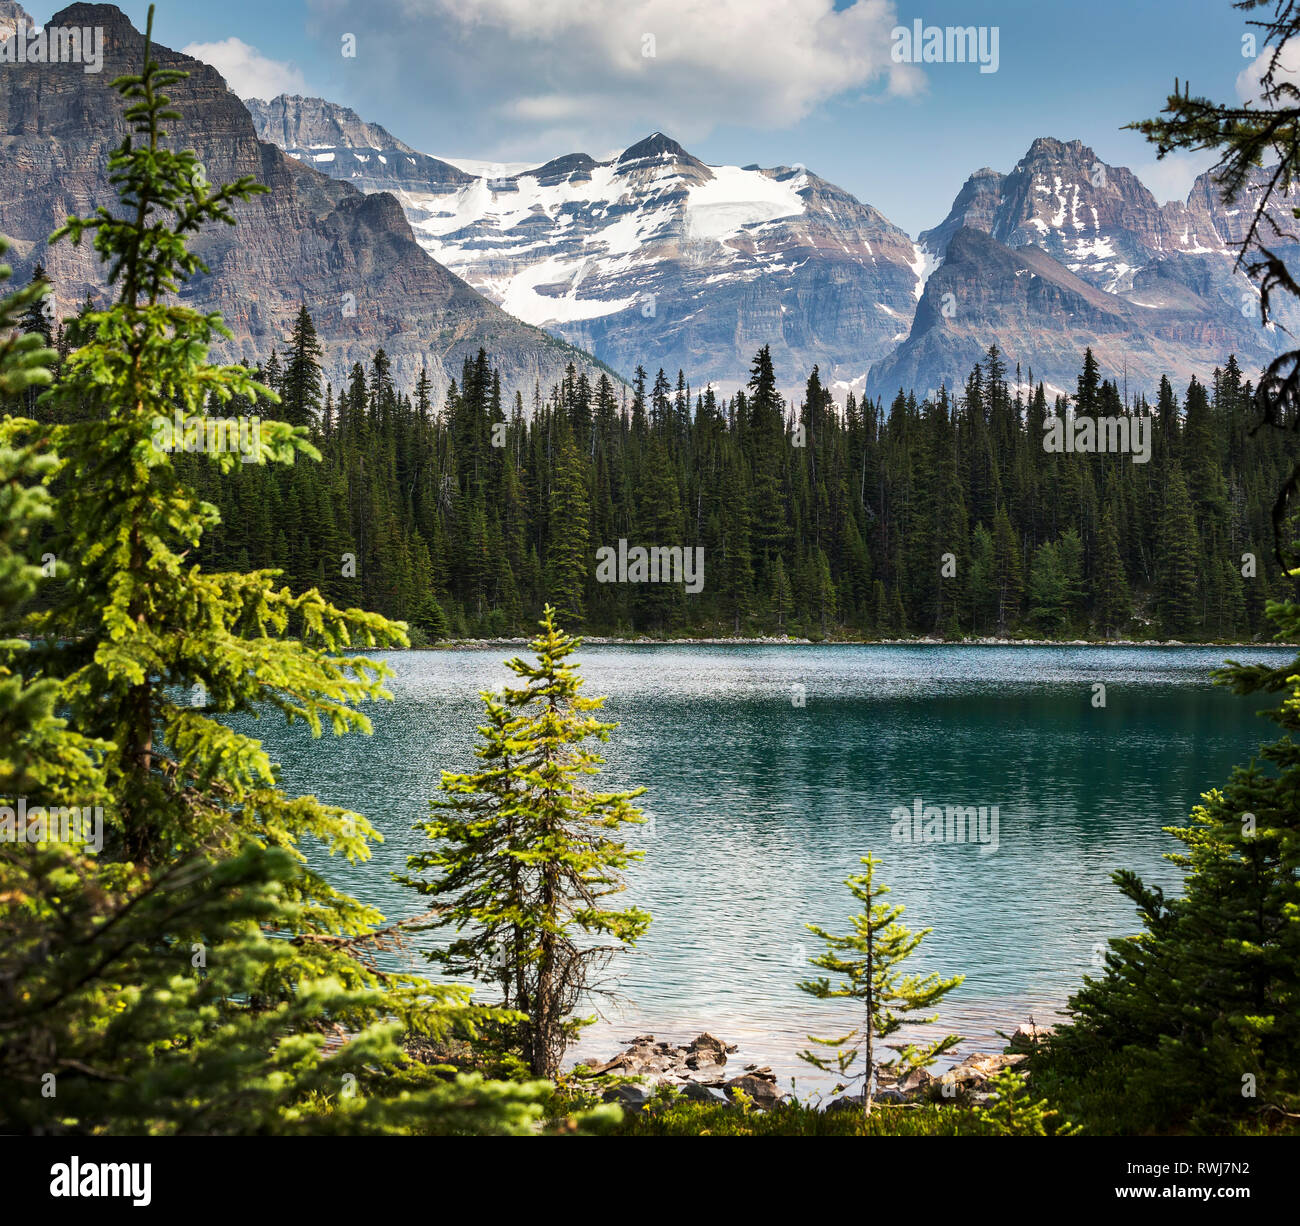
top-left (245, 643), bottom-right (1291, 1083)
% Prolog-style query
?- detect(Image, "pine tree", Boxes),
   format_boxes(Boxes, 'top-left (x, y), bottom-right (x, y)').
top-left (280, 303), bottom-right (324, 429)
top-left (799, 853), bottom-right (964, 1115)
top-left (890, 585), bottom-right (908, 635)
top-left (974, 1068), bottom-right (1079, 1136)
top-left (1094, 505), bottom-right (1131, 637)
top-left (745, 346), bottom-right (787, 570)
top-left (871, 578), bottom-right (890, 639)
top-left (414, 592), bottom-right (451, 641)
top-left (4, 13), bottom-right (545, 1134)
top-left (632, 434), bottom-right (685, 631)
top-left (812, 546), bottom-right (838, 636)
top-left (400, 608), bottom-right (652, 1077)
top-left (772, 554), bottom-right (795, 631)
top-left (1076, 347), bottom-right (1101, 415)
top-left (1157, 466), bottom-right (1202, 637)
top-left (1026, 543), bottom-right (1060, 633)
top-left (720, 451), bottom-right (754, 633)
top-left (992, 505), bottom-right (1023, 632)
top-left (1056, 528), bottom-right (1086, 627)
top-left (547, 430), bottom-right (591, 626)
top-left (967, 522), bottom-right (998, 634)
top-left (0, 234), bottom-right (100, 801)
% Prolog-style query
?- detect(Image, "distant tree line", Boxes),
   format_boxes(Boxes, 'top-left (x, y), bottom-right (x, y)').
top-left (16, 289), bottom-right (1300, 641)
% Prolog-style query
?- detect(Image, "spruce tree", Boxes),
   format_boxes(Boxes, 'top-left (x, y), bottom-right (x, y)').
top-left (967, 522), bottom-right (998, 634)
top-left (415, 592), bottom-right (452, 641)
top-left (0, 234), bottom-right (100, 801)
top-left (1027, 541), bottom-right (1069, 634)
top-left (872, 578), bottom-right (890, 638)
top-left (720, 451), bottom-right (754, 633)
top-left (799, 853), bottom-right (963, 1115)
top-left (400, 608), bottom-right (651, 1078)
top-left (1094, 505), bottom-right (1131, 637)
top-left (281, 303), bottom-right (324, 429)
top-left (1157, 466), bottom-right (1202, 637)
top-left (547, 429), bottom-right (591, 626)
top-left (773, 554), bottom-right (795, 631)
top-left (992, 505), bottom-right (1023, 632)
top-left (632, 434), bottom-right (685, 631)
top-left (1050, 595), bottom-right (1300, 1128)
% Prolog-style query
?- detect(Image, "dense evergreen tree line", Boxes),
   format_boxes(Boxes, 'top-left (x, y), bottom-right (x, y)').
top-left (16, 279), bottom-right (1300, 641)
top-left (121, 316), bottom-right (1300, 639)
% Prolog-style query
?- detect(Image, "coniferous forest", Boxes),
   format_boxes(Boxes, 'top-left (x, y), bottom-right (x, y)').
top-left (23, 296), bottom-right (1292, 643)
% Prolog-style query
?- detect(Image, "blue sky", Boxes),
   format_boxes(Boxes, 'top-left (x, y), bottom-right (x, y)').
top-left (74, 0), bottom-right (1265, 236)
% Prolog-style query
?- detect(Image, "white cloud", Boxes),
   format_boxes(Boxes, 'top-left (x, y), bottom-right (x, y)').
top-left (1135, 150), bottom-right (1219, 205)
top-left (181, 37), bottom-right (310, 101)
top-left (312, 0), bottom-right (921, 153)
top-left (1236, 39), bottom-right (1300, 106)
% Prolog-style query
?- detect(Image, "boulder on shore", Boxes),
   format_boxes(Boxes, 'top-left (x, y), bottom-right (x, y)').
top-left (1010, 1021), bottom-right (1055, 1047)
top-left (724, 1071), bottom-right (782, 1110)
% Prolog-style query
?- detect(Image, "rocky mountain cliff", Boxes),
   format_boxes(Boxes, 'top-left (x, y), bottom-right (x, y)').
top-left (6, 8), bottom-right (1292, 407)
top-left (245, 94), bottom-right (473, 196)
top-left (867, 226), bottom-right (1279, 402)
top-left (0, 4), bottom-right (611, 398)
top-left (870, 137), bottom-right (1290, 400)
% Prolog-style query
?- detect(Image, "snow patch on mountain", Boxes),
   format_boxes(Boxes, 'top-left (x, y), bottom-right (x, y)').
top-left (910, 242), bottom-right (939, 300)
top-left (434, 156), bottom-right (537, 178)
top-left (684, 166), bottom-right (805, 241)
top-left (398, 155), bottom-right (817, 329)
top-left (498, 256), bottom-right (639, 325)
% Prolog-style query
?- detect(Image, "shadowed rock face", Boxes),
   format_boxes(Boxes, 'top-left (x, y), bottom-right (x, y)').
top-left (878, 138), bottom-right (1296, 402)
top-left (865, 227), bottom-right (1281, 403)
top-left (920, 138), bottom-right (1172, 295)
top-left (0, 3), bottom-right (612, 399)
top-left (244, 95), bottom-right (474, 196)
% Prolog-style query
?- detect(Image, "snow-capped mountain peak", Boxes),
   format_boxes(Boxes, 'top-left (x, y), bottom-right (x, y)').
top-left (244, 95), bottom-right (1295, 403)
top-left (244, 107), bottom-right (922, 388)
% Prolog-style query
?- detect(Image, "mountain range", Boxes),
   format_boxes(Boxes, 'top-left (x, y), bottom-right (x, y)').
top-left (247, 98), bottom-right (927, 397)
top-left (1, 3), bottom-right (1293, 406)
top-left (247, 96), bottom-right (1295, 403)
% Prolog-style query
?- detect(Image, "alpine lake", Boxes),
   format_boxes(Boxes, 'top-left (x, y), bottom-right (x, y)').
top-left (240, 642), bottom-right (1293, 1089)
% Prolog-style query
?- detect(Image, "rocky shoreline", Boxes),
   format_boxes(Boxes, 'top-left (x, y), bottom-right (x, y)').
top-left (585, 1023), bottom-right (1052, 1113)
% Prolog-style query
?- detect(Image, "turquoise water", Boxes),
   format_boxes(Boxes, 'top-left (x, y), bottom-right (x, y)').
top-left (253, 644), bottom-right (1292, 1086)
